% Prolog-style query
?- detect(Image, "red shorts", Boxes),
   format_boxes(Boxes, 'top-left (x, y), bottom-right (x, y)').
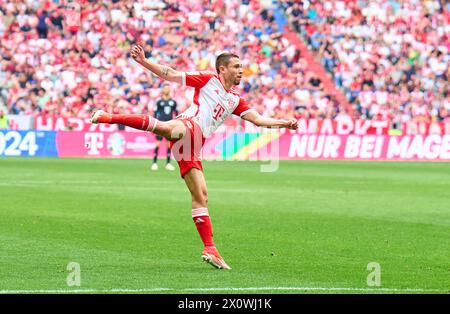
top-left (169, 118), bottom-right (205, 178)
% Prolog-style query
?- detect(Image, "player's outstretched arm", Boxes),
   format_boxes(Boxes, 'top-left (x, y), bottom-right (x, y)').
top-left (130, 44), bottom-right (183, 84)
top-left (242, 110), bottom-right (298, 130)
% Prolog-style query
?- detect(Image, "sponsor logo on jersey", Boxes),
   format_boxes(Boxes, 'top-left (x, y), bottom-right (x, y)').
top-left (213, 103), bottom-right (225, 121)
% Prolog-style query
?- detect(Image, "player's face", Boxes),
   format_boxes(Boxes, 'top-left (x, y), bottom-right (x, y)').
top-left (225, 58), bottom-right (243, 86)
top-left (162, 85), bottom-right (170, 97)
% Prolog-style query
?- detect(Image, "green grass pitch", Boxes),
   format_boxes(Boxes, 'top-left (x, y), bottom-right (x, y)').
top-left (0, 158), bottom-right (449, 294)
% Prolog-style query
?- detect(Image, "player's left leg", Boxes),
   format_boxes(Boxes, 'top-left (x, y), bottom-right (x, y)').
top-left (183, 168), bottom-right (231, 270)
top-left (152, 138), bottom-right (161, 171)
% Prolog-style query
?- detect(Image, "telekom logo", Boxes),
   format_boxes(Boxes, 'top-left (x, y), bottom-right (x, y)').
top-left (84, 133), bottom-right (104, 155)
top-left (213, 103), bottom-right (225, 121)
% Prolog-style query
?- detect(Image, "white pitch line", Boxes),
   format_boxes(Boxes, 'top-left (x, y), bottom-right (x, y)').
top-left (0, 287), bottom-right (446, 294)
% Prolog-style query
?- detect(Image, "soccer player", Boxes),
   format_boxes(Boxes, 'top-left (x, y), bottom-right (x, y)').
top-left (91, 45), bottom-right (298, 269)
top-left (151, 84), bottom-right (178, 171)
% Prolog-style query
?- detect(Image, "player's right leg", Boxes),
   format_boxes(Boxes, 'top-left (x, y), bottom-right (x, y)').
top-left (183, 168), bottom-right (231, 270)
top-left (165, 144), bottom-right (175, 171)
top-left (90, 110), bottom-right (186, 141)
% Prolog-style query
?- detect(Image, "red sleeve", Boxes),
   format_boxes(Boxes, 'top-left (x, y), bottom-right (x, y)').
top-left (233, 98), bottom-right (254, 117)
top-left (183, 71), bottom-right (215, 88)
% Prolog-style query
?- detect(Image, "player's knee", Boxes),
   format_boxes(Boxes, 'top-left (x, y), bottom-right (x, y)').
top-left (202, 190), bottom-right (208, 206)
top-left (193, 189), bottom-right (208, 207)
top-left (202, 192), bottom-right (208, 207)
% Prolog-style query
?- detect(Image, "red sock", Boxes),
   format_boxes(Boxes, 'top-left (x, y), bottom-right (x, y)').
top-left (107, 114), bottom-right (157, 131)
top-left (192, 208), bottom-right (214, 247)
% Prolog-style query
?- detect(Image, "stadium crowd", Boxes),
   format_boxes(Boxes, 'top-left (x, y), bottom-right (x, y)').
top-left (0, 0), bottom-right (448, 128)
top-left (282, 0), bottom-right (450, 125)
top-left (0, 0), bottom-right (317, 124)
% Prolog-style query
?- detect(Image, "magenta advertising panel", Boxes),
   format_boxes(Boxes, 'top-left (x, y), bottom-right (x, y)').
top-left (54, 131), bottom-right (450, 161)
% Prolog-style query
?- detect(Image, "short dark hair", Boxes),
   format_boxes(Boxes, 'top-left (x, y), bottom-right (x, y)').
top-left (215, 52), bottom-right (240, 74)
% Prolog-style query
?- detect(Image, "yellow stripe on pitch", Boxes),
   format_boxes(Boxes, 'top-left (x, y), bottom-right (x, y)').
top-left (231, 132), bottom-right (281, 161)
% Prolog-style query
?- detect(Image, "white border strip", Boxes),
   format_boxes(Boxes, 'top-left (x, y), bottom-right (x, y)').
top-left (0, 287), bottom-right (446, 294)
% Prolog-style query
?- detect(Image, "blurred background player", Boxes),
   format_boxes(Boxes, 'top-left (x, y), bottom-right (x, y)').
top-left (151, 84), bottom-right (178, 171)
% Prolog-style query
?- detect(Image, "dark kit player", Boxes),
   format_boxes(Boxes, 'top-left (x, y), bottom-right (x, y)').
top-left (152, 84), bottom-right (178, 171)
